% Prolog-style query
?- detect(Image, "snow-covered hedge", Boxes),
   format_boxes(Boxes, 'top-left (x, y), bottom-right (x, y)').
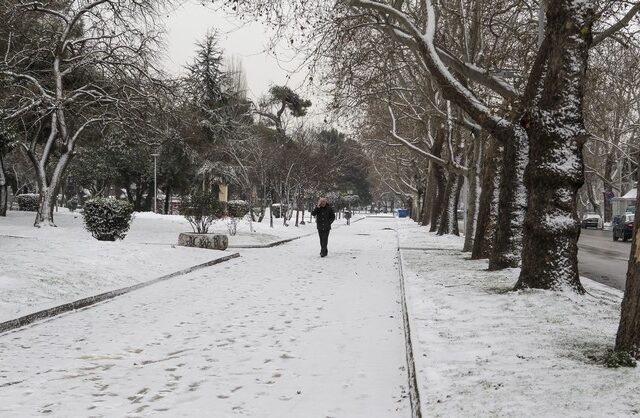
top-left (82, 198), bottom-right (134, 241)
top-left (16, 194), bottom-right (39, 211)
top-left (227, 200), bottom-right (249, 218)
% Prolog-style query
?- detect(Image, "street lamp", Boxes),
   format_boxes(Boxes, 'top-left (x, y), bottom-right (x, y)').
top-left (151, 152), bottom-right (160, 213)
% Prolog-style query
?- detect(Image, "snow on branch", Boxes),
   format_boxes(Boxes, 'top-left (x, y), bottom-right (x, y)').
top-left (388, 106), bottom-right (467, 176)
top-left (592, 2), bottom-right (640, 47)
top-left (349, 0), bottom-right (515, 140)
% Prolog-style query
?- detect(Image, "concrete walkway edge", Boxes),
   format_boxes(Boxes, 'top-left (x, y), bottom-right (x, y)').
top-left (0, 253), bottom-right (240, 335)
top-left (396, 233), bottom-right (423, 418)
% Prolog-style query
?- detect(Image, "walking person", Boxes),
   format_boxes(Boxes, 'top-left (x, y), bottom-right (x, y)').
top-left (311, 197), bottom-right (335, 257)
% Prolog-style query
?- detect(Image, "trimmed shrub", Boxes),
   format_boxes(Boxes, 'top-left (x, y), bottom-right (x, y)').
top-left (227, 200), bottom-right (250, 218)
top-left (66, 197), bottom-right (79, 212)
top-left (182, 191), bottom-right (225, 234)
top-left (16, 193), bottom-right (39, 211)
top-left (82, 198), bottom-right (134, 241)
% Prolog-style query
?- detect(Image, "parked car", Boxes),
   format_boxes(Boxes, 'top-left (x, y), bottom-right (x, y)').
top-left (613, 213), bottom-right (635, 241)
top-left (581, 213), bottom-right (602, 229)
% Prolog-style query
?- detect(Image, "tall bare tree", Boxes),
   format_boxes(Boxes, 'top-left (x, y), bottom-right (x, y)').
top-left (1, 0), bottom-right (164, 226)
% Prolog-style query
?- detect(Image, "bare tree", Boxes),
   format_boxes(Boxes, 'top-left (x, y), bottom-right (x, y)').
top-left (1, 0), bottom-right (164, 226)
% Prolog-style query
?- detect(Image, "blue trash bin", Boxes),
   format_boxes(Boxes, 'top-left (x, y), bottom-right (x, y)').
top-left (398, 209), bottom-right (409, 218)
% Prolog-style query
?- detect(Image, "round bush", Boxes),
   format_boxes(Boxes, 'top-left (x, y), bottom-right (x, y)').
top-left (16, 193), bottom-right (39, 211)
top-left (227, 200), bottom-right (249, 218)
top-left (82, 198), bottom-right (134, 241)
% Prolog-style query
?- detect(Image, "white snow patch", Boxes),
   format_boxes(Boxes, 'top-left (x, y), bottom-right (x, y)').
top-left (398, 219), bottom-right (640, 417)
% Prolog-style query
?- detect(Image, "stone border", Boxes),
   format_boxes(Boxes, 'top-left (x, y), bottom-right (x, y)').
top-left (229, 233), bottom-right (315, 249)
top-left (399, 246), bottom-right (460, 252)
top-left (0, 253), bottom-right (240, 335)
top-left (389, 227), bottom-right (423, 418)
top-left (397, 249), bottom-right (423, 418)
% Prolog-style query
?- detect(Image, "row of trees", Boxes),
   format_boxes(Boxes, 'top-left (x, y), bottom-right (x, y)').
top-left (221, 0), bottom-right (640, 359)
top-left (3, 0), bottom-right (640, 360)
top-left (0, 1), bottom-right (372, 229)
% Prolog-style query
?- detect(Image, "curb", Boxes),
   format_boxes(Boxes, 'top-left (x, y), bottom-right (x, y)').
top-left (0, 253), bottom-right (240, 335)
top-left (391, 226), bottom-right (423, 418)
top-left (229, 233), bottom-right (316, 249)
top-left (397, 249), bottom-right (423, 418)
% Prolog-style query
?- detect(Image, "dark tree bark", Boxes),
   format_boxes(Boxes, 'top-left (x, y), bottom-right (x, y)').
top-left (463, 133), bottom-right (481, 252)
top-left (615, 178), bottom-right (640, 358)
top-left (437, 170), bottom-right (464, 236)
top-left (0, 155), bottom-right (7, 216)
top-left (28, 149), bottom-right (74, 227)
top-left (603, 154), bottom-right (614, 222)
top-left (585, 179), bottom-right (600, 215)
top-left (164, 184), bottom-right (172, 214)
top-left (472, 138), bottom-right (502, 259)
top-left (429, 130), bottom-right (447, 232)
top-left (420, 171), bottom-right (431, 225)
top-left (515, 1), bottom-right (594, 293)
top-left (489, 128), bottom-right (528, 270)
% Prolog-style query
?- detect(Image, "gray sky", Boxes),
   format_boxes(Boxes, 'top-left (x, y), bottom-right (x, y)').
top-left (162, 2), bottom-right (310, 102)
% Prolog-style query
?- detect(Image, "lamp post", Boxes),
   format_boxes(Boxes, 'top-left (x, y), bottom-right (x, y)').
top-left (151, 152), bottom-right (160, 213)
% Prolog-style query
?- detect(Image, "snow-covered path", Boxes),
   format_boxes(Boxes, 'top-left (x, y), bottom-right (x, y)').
top-left (0, 218), bottom-right (410, 417)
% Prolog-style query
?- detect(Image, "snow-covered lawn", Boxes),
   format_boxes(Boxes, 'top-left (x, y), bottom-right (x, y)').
top-left (0, 210), bottom-right (360, 323)
top-left (397, 219), bottom-right (640, 417)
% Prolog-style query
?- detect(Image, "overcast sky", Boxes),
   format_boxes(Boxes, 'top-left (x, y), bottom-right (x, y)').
top-left (162, 1), bottom-right (310, 102)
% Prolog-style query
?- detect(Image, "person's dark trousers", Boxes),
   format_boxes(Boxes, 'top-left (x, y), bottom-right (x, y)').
top-left (318, 229), bottom-right (330, 256)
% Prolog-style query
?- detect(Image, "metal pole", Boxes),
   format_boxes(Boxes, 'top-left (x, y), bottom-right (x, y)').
top-left (154, 155), bottom-right (157, 213)
top-left (151, 153), bottom-right (160, 214)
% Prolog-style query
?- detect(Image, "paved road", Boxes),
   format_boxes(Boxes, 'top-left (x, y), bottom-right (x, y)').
top-left (0, 218), bottom-right (410, 417)
top-left (578, 228), bottom-right (631, 290)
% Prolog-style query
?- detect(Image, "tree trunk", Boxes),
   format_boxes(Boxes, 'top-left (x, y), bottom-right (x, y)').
top-left (421, 163), bottom-right (434, 226)
top-left (604, 154), bottom-right (614, 222)
top-left (269, 192), bottom-right (274, 228)
top-left (437, 169), bottom-right (464, 236)
top-left (429, 130), bottom-right (447, 232)
top-left (615, 180), bottom-right (640, 357)
top-left (164, 184), bottom-right (172, 214)
top-left (463, 134), bottom-right (481, 252)
top-left (615, 185), bottom-right (640, 359)
top-left (585, 179), bottom-right (600, 215)
top-left (0, 155), bottom-right (7, 217)
top-left (472, 138), bottom-right (502, 259)
top-left (32, 152), bottom-right (73, 227)
top-left (515, 1), bottom-right (593, 292)
top-left (488, 127), bottom-right (528, 270)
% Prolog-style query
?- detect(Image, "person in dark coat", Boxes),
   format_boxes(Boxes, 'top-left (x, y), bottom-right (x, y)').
top-left (311, 197), bottom-right (335, 257)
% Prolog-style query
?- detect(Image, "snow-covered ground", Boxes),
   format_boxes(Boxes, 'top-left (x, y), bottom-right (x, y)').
top-left (0, 210), bottom-right (361, 323)
top-left (3, 211), bottom-right (635, 417)
top-left (397, 219), bottom-right (640, 417)
top-left (0, 217), bottom-right (409, 417)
